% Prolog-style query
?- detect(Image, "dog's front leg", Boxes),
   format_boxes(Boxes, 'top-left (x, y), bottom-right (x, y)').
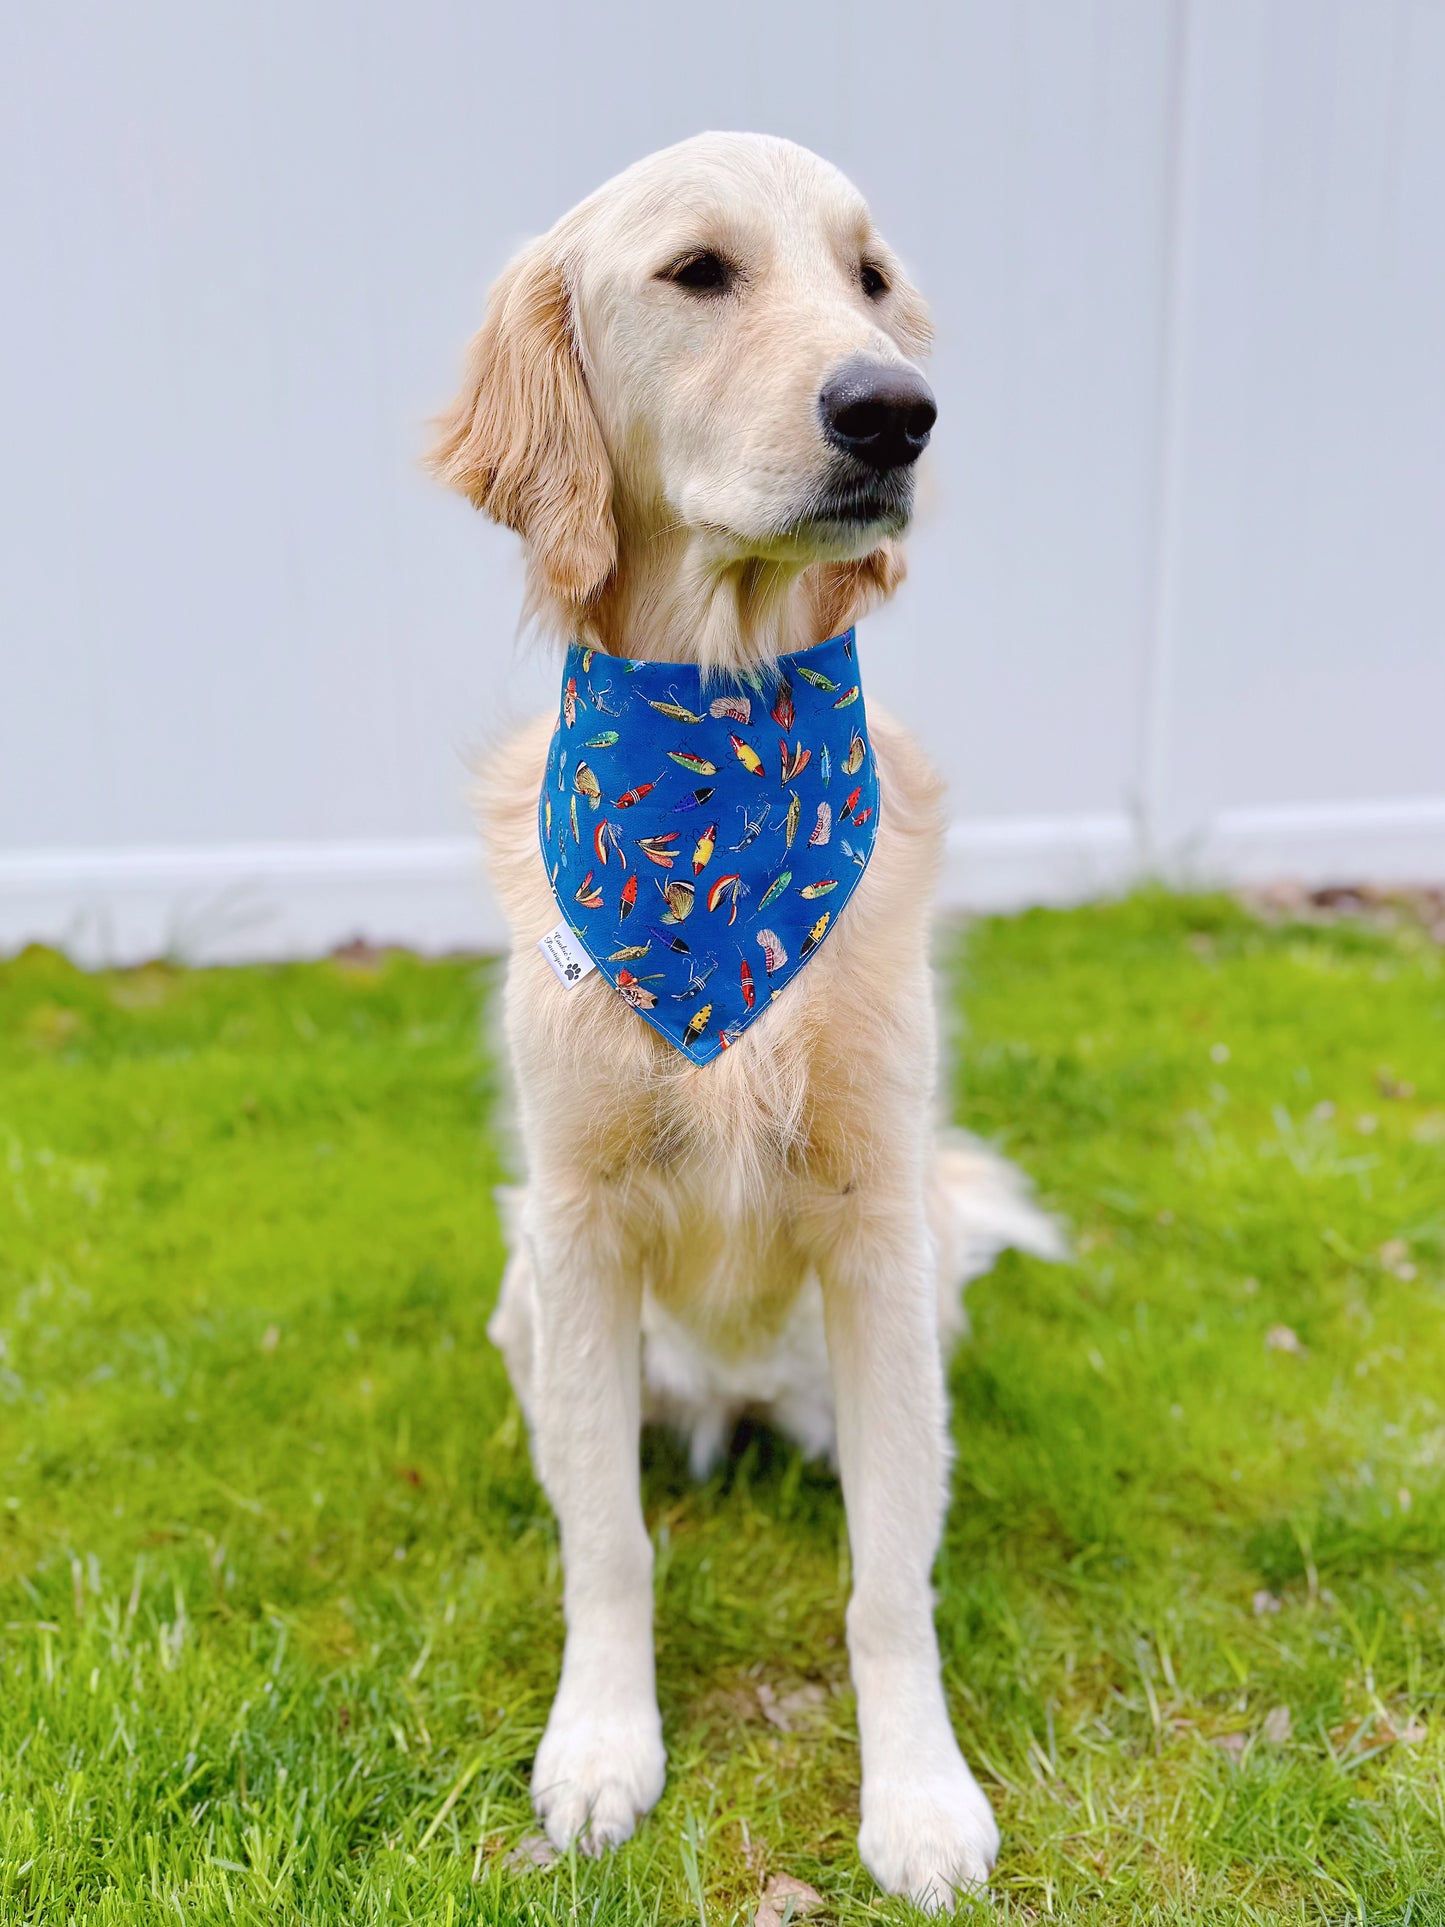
top-left (820, 1199), bottom-right (999, 1911)
top-left (521, 1190), bottom-right (664, 1854)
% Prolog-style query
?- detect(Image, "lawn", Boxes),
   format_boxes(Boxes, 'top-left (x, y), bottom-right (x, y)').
top-left (1, 892), bottom-right (1443, 1926)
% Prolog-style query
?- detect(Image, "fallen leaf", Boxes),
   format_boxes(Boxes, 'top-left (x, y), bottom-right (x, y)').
top-left (1262, 1705), bottom-right (1292, 1744)
top-left (755, 1681), bottom-right (827, 1733)
top-left (331, 938), bottom-right (389, 972)
top-left (756, 1873), bottom-right (824, 1925)
top-left (504, 1834), bottom-right (558, 1871)
top-left (1211, 1730), bottom-right (1248, 1761)
top-left (1329, 1710), bottom-right (1426, 1753)
top-left (1379, 1239), bottom-right (1418, 1281)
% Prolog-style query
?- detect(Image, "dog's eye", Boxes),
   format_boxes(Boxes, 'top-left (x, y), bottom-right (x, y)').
top-left (660, 251), bottom-right (733, 294)
top-left (860, 261), bottom-right (889, 299)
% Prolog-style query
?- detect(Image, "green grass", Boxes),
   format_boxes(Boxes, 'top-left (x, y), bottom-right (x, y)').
top-left (2, 893), bottom-right (1443, 1925)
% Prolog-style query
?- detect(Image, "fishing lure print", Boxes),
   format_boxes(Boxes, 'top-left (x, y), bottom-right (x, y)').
top-left (645, 693), bottom-right (705, 723)
top-left (706, 873), bottom-right (746, 924)
top-left (793, 663), bottom-right (837, 692)
top-left (779, 739), bottom-right (811, 784)
top-left (798, 913), bottom-right (831, 959)
top-left (728, 734), bottom-right (765, 778)
top-left (656, 879), bottom-right (695, 923)
top-left (615, 968), bottom-right (660, 1011)
top-left (672, 786), bottom-right (716, 813)
top-left (731, 802), bottom-right (770, 849)
top-left (648, 925), bottom-right (691, 955)
top-left (538, 625), bottom-right (879, 1064)
top-left (637, 832), bottom-right (681, 868)
top-left (756, 870), bottom-right (792, 913)
top-left (682, 1002), bottom-right (713, 1047)
top-left (593, 819), bottom-right (625, 866)
top-left (783, 790), bottom-right (801, 851)
top-left (670, 955), bottom-right (718, 1001)
top-left (756, 928), bottom-right (788, 975)
top-left (615, 774), bottom-right (663, 809)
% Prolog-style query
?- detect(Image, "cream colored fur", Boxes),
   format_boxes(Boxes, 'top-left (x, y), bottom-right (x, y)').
top-left (431, 132), bottom-right (1060, 1911)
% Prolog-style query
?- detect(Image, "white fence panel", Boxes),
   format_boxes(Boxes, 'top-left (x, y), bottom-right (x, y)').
top-left (1, 0), bottom-right (1441, 963)
top-left (1155, 0), bottom-right (1445, 883)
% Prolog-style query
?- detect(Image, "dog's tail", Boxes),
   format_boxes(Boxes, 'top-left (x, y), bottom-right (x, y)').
top-left (928, 1129), bottom-right (1067, 1346)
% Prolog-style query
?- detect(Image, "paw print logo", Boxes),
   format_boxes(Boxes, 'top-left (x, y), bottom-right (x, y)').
top-left (564, 961), bottom-right (581, 982)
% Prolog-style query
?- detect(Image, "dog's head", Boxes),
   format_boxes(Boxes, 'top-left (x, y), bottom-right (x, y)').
top-left (430, 133), bottom-right (933, 650)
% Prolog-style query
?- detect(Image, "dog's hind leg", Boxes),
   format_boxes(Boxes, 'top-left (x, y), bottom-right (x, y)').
top-left (487, 1185), bottom-right (537, 1428)
top-left (518, 1179), bottom-right (666, 1856)
top-left (928, 1129), bottom-right (1065, 1348)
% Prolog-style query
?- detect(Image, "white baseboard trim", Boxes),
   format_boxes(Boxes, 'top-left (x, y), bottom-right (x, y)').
top-left (1186, 795), bottom-right (1445, 885)
top-left (0, 838), bottom-right (501, 967)
top-left (942, 812), bottom-right (1143, 912)
top-left (3, 797), bottom-right (1442, 967)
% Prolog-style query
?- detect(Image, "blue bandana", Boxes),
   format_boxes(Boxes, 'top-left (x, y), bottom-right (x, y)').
top-left (538, 627), bottom-right (881, 1065)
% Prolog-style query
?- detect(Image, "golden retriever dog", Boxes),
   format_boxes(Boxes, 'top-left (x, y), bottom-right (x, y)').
top-left (430, 132), bottom-right (1059, 1909)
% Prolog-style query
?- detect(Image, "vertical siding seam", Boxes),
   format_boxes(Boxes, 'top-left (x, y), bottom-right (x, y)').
top-left (1137, 0), bottom-right (1197, 867)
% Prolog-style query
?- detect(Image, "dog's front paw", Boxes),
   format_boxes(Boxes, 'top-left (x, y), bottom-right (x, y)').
top-left (532, 1693), bottom-right (666, 1855)
top-left (859, 1754), bottom-right (999, 1913)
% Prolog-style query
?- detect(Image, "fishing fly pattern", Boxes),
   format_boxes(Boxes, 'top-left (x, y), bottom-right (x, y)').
top-left (538, 627), bottom-right (881, 1063)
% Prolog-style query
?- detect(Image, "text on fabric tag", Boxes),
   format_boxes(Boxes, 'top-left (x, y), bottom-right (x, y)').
top-left (538, 921), bottom-right (596, 987)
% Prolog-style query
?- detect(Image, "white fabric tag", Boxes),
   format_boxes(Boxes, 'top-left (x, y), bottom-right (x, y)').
top-left (538, 921), bottom-right (596, 987)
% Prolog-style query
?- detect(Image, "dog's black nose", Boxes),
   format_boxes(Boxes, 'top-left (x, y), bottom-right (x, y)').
top-left (818, 357), bottom-right (937, 470)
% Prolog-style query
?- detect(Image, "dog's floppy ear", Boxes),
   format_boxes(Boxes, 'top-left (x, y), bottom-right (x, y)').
top-left (428, 239), bottom-right (616, 609)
